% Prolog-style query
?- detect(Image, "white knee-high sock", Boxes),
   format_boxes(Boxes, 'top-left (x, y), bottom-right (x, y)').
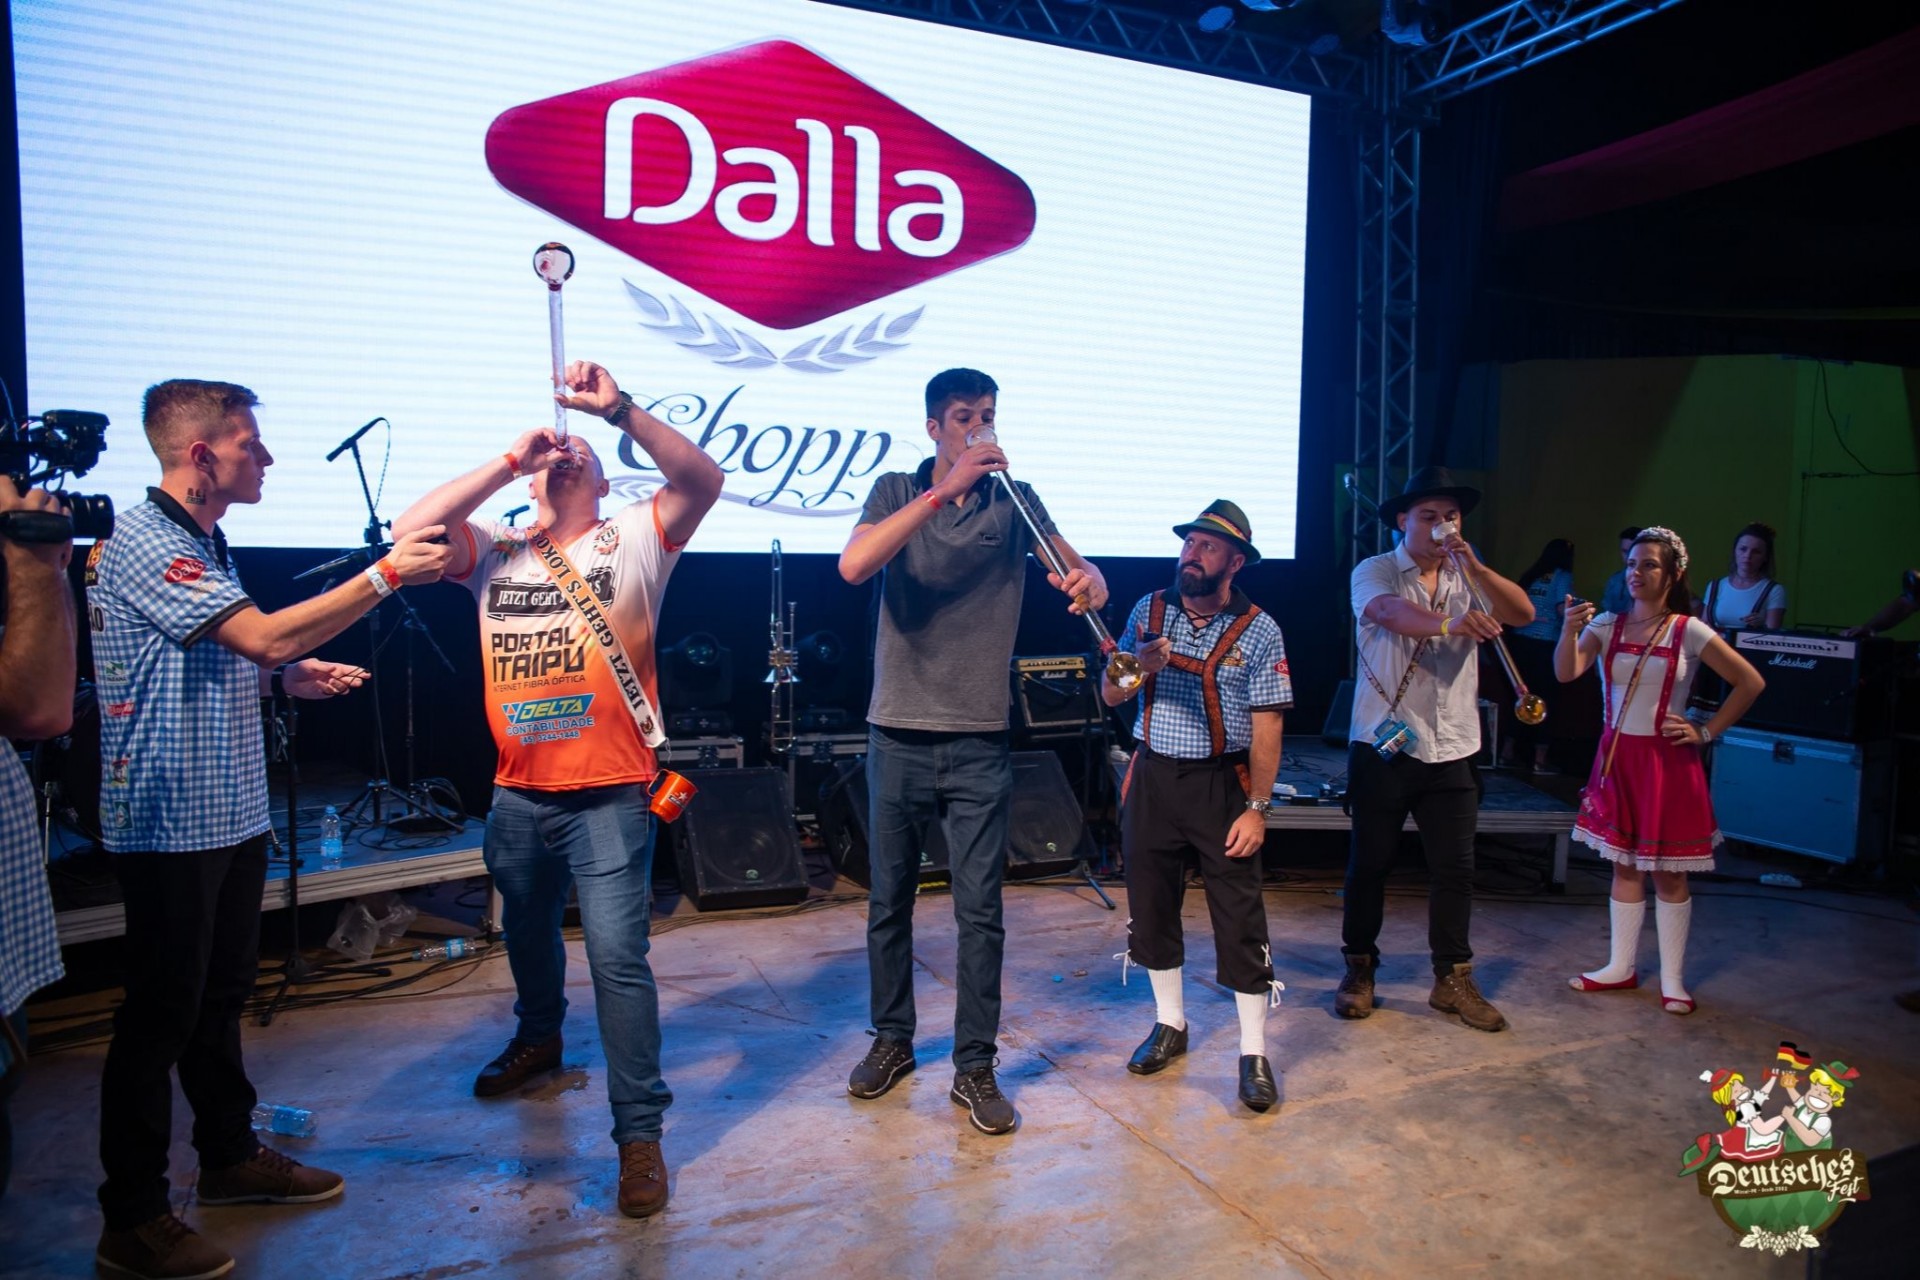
top-left (1656, 897), bottom-right (1693, 1003)
top-left (1147, 967), bottom-right (1185, 1030)
top-left (1235, 990), bottom-right (1268, 1057)
top-left (1580, 897), bottom-right (1646, 985)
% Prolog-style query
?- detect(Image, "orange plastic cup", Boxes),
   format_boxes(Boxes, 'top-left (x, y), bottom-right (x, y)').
top-left (648, 770), bottom-right (697, 823)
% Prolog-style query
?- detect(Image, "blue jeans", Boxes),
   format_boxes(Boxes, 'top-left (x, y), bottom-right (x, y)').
top-left (484, 783), bottom-right (670, 1145)
top-left (866, 727), bottom-right (1012, 1071)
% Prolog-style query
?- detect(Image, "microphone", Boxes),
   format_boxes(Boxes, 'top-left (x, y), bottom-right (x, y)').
top-left (326, 417), bottom-right (386, 463)
top-left (294, 542), bottom-right (389, 581)
top-left (504, 504), bottom-right (530, 527)
top-left (1343, 473), bottom-right (1380, 517)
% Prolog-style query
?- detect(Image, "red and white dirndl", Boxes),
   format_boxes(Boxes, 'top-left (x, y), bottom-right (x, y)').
top-left (1572, 617), bottom-right (1720, 873)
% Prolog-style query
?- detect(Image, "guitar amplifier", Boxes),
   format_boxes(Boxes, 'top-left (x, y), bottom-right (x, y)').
top-left (1729, 631), bottom-right (1913, 742)
top-left (1011, 654), bottom-right (1100, 731)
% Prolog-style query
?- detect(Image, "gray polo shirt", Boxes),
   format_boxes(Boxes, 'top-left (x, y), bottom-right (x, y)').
top-left (861, 460), bottom-right (1058, 732)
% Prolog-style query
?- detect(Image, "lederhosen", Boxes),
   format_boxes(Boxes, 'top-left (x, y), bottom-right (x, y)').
top-left (1122, 592), bottom-right (1275, 993)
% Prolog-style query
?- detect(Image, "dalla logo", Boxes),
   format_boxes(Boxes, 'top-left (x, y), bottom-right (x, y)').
top-left (485, 39), bottom-right (1036, 515)
top-left (486, 39), bottom-right (1036, 338)
top-left (1677, 1042), bottom-right (1869, 1255)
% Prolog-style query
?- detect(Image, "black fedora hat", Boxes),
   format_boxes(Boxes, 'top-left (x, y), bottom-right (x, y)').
top-left (1376, 466), bottom-right (1481, 528)
top-left (1172, 499), bottom-right (1260, 565)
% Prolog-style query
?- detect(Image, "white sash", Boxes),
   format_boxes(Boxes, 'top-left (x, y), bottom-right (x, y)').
top-left (526, 525), bottom-right (666, 748)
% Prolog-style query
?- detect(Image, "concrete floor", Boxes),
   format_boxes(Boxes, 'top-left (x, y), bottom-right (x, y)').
top-left (5, 857), bottom-right (1918, 1279)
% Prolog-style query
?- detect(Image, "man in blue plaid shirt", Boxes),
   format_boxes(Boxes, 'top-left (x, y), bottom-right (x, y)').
top-left (1102, 501), bottom-right (1291, 1114)
top-left (1, 482), bottom-right (78, 1201)
top-left (86, 380), bottom-right (450, 1280)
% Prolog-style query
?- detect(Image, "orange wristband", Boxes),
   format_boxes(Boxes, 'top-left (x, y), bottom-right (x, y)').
top-left (503, 451), bottom-right (522, 478)
top-left (924, 490), bottom-right (942, 510)
top-left (375, 557), bottom-right (401, 592)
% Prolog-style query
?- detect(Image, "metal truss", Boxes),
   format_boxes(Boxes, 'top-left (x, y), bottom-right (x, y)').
top-left (1405, 0), bottom-right (1689, 102)
top-left (1351, 92), bottom-right (1422, 566)
top-left (814, 0), bottom-right (1372, 99)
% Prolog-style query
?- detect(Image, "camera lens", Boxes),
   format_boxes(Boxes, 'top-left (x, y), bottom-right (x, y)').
top-left (66, 493), bottom-right (115, 540)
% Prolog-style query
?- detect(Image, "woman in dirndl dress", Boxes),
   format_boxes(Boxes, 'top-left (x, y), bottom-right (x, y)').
top-left (1553, 527), bottom-right (1765, 1015)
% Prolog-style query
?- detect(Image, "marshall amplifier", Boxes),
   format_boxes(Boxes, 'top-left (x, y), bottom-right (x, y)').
top-left (1011, 654), bottom-right (1100, 732)
top-left (1730, 631), bottom-right (1912, 742)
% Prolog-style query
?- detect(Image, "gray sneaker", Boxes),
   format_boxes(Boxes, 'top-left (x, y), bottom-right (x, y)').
top-left (847, 1036), bottom-right (915, 1099)
top-left (1429, 963), bottom-right (1509, 1032)
top-left (950, 1065), bottom-right (1018, 1135)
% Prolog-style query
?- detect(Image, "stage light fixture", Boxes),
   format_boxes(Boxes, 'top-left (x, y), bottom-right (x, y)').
top-left (796, 630), bottom-right (856, 725)
top-left (1380, 0), bottom-right (1443, 48)
top-left (660, 631), bottom-right (735, 734)
top-left (1196, 6), bottom-right (1237, 33)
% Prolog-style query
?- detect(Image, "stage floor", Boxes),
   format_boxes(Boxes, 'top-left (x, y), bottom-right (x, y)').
top-left (8, 856), bottom-right (1917, 1277)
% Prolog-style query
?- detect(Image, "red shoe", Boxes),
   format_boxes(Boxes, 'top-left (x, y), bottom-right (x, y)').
top-left (1568, 972), bottom-right (1639, 992)
top-left (1662, 992), bottom-right (1696, 1015)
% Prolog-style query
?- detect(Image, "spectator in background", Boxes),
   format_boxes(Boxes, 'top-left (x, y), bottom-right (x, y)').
top-left (1697, 522), bottom-right (1786, 631)
top-left (1841, 568), bottom-right (1918, 639)
top-left (1506, 538), bottom-right (1575, 774)
top-left (1598, 526), bottom-right (1641, 617)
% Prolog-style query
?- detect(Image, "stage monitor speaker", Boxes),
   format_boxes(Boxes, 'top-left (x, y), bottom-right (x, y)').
top-left (667, 768), bottom-right (808, 911)
top-left (1004, 750), bottom-right (1094, 879)
top-left (817, 759), bottom-right (950, 889)
top-left (1321, 678), bottom-right (1355, 747)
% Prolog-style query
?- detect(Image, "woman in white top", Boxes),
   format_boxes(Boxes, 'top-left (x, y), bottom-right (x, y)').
top-left (1697, 522), bottom-right (1786, 630)
top-left (1555, 527), bottom-right (1764, 1015)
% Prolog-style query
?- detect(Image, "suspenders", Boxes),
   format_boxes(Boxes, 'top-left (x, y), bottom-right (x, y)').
top-left (1139, 590), bottom-right (1263, 758)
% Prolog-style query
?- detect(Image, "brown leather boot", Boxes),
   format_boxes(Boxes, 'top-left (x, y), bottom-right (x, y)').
top-left (1429, 963), bottom-right (1509, 1032)
top-left (95, 1212), bottom-right (234, 1279)
top-left (618, 1140), bottom-right (669, 1219)
top-left (472, 1033), bottom-right (562, 1098)
top-left (1334, 953), bottom-right (1377, 1019)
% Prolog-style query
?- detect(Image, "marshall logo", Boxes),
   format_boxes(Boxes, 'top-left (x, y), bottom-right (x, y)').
top-left (484, 39), bottom-right (1037, 331)
top-left (486, 568), bottom-right (615, 619)
top-left (1767, 654), bottom-right (1820, 670)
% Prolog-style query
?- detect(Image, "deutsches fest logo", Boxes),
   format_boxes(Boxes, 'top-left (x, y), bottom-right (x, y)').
top-left (1677, 1041), bottom-right (1870, 1255)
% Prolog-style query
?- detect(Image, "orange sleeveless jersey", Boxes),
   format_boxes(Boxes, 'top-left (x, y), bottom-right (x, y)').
top-left (454, 501), bottom-right (681, 791)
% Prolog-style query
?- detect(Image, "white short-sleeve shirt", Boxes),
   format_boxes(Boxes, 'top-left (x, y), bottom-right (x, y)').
top-left (1583, 613), bottom-right (1717, 735)
top-left (1701, 577), bottom-right (1786, 628)
top-left (1349, 544), bottom-right (1482, 763)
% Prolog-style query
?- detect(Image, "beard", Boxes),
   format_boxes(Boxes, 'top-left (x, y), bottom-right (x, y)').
top-left (1174, 562), bottom-right (1222, 599)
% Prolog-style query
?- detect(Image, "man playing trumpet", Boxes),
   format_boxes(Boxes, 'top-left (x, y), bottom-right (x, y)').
top-left (838, 368), bottom-right (1107, 1136)
top-left (1337, 467), bottom-right (1533, 1032)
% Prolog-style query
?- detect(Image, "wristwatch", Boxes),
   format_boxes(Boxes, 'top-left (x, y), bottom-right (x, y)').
top-left (604, 391), bottom-right (636, 427)
top-left (1245, 798), bottom-right (1273, 815)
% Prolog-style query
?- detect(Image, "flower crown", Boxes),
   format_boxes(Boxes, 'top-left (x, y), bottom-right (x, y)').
top-left (1636, 526), bottom-right (1689, 576)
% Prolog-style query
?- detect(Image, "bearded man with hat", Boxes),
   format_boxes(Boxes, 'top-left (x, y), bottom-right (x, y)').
top-left (1102, 500), bottom-right (1291, 1112)
top-left (1336, 467), bottom-right (1534, 1032)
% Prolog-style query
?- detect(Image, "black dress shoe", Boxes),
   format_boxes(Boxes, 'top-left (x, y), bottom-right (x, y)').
top-left (1238, 1054), bottom-right (1278, 1113)
top-left (1126, 1022), bottom-right (1189, 1075)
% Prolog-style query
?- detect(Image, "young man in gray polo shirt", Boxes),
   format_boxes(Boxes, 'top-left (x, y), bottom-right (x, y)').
top-left (837, 368), bottom-right (1107, 1135)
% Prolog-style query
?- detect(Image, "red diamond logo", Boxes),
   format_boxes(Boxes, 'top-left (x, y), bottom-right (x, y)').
top-left (485, 40), bottom-right (1038, 331)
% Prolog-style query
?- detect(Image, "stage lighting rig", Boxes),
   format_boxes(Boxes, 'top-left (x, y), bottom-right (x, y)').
top-left (661, 632), bottom-right (735, 736)
top-left (1381, 0), bottom-right (1445, 48)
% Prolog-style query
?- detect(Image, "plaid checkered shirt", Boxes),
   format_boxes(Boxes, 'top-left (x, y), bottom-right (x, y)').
top-left (1118, 589), bottom-right (1293, 759)
top-left (85, 492), bottom-right (268, 852)
top-left (0, 743), bottom-right (63, 1015)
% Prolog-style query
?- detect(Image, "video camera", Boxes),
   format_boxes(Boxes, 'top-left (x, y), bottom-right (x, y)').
top-left (1, 409), bottom-right (114, 542)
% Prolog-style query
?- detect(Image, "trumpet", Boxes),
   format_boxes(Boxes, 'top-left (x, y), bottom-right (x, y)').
top-left (1434, 521), bottom-right (1546, 726)
top-left (766, 539), bottom-right (799, 755)
top-left (965, 428), bottom-right (1142, 694)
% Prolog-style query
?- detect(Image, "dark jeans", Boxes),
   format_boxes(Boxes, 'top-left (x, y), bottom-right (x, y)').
top-left (1342, 744), bottom-right (1481, 975)
top-left (1122, 750), bottom-right (1274, 994)
top-left (865, 726), bottom-right (1012, 1071)
top-left (2, 1006), bottom-right (28, 1198)
top-left (99, 836), bottom-right (268, 1229)
top-left (483, 783), bottom-right (670, 1146)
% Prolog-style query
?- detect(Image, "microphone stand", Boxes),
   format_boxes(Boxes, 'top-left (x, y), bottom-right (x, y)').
top-left (258, 680), bottom-right (391, 1027)
top-left (315, 427), bottom-right (462, 835)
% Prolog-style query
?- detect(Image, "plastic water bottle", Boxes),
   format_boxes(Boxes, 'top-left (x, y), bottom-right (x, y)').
top-left (250, 1103), bottom-right (316, 1138)
top-left (412, 938), bottom-right (479, 962)
top-left (318, 806), bottom-right (344, 871)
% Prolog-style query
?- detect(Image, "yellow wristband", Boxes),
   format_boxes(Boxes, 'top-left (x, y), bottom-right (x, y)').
top-left (1440, 616), bottom-right (1451, 638)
